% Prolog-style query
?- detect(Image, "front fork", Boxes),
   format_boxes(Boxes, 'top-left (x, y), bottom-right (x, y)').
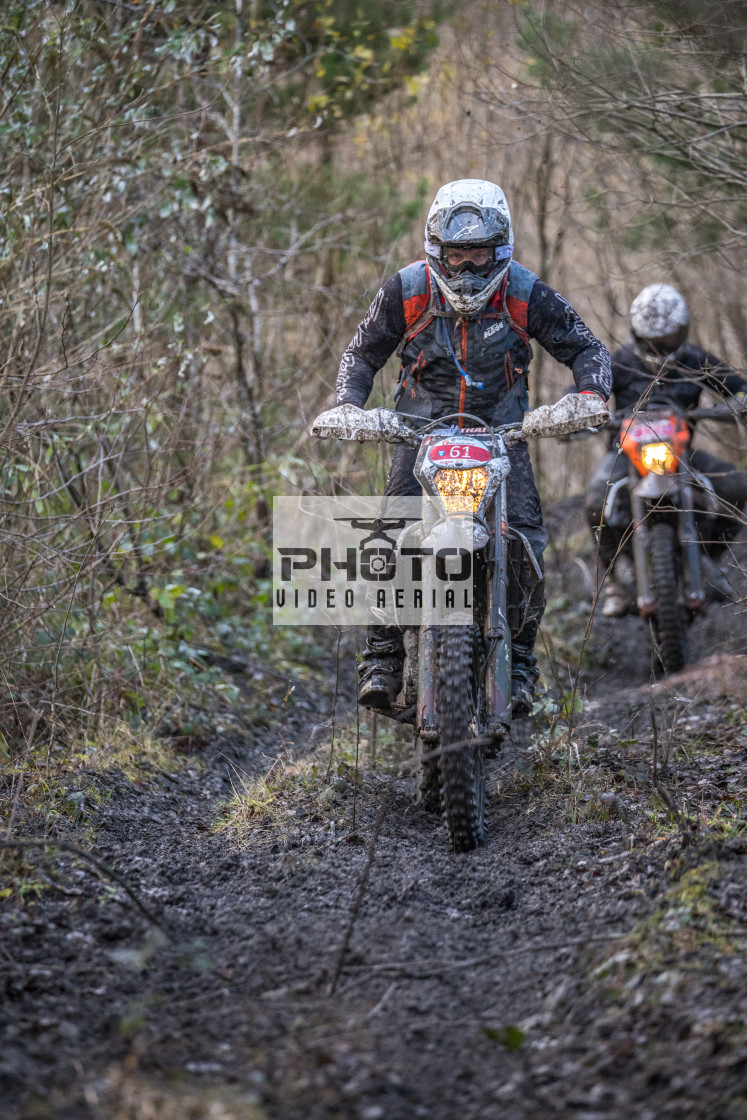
top-left (484, 486), bottom-right (512, 740)
top-left (417, 625), bottom-right (439, 745)
top-left (679, 482), bottom-right (706, 611)
top-left (630, 483), bottom-right (654, 617)
top-left (629, 462), bottom-right (705, 617)
top-left (417, 490), bottom-right (513, 746)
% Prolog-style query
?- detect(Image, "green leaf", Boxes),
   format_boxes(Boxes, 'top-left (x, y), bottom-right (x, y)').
top-left (123, 223), bottom-right (138, 255)
top-left (481, 1024), bottom-right (526, 1050)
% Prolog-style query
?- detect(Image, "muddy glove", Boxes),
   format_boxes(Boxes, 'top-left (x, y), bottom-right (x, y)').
top-left (521, 391), bottom-right (610, 440)
top-left (311, 404), bottom-right (419, 446)
top-left (312, 403), bottom-right (366, 439)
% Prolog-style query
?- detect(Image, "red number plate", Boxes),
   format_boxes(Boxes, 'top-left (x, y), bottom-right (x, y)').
top-left (428, 441), bottom-right (491, 463)
top-left (627, 418), bottom-right (677, 442)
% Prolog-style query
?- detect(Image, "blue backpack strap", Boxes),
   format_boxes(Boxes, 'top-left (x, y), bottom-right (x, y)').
top-left (399, 261), bottom-right (430, 327)
top-left (396, 261), bottom-right (446, 357)
top-left (489, 261), bottom-right (538, 346)
top-left (506, 260), bottom-right (539, 302)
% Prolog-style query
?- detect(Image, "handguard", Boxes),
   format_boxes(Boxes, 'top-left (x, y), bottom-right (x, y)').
top-left (311, 404), bottom-right (419, 446)
top-left (312, 404), bottom-right (367, 439)
top-left (521, 393), bottom-right (610, 440)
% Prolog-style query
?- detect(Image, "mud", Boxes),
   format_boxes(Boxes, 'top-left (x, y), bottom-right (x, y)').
top-left (2, 507), bottom-right (746, 1120)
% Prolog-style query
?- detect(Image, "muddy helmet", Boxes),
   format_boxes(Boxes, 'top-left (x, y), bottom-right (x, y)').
top-left (424, 179), bottom-right (513, 315)
top-left (630, 283), bottom-right (689, 371)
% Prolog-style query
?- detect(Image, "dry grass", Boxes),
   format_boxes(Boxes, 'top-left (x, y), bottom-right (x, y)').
top-left (71, 1073), bottom-right (266, 1120)
top-left (217, 740), bottom-right (359, 838)
top-left (217, 723), bottom-right (407, 839)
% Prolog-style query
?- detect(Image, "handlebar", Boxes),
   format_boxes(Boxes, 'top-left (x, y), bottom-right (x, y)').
top-left (604, 404), bottom-right (743, 432)
top-left (312, 395), bottom-right (609, 448)
top-left (417, 412), bottom-right (525, 450)
top-left (686, 406), bottom-right (743, 421)
top-left (311, 404), bottom-right (528, 449)
top-left (416, 411), bottom-right (519, 434)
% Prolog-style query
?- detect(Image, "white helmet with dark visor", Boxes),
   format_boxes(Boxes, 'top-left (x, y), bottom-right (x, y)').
top-left (425, 179), bottom-right (513, 316)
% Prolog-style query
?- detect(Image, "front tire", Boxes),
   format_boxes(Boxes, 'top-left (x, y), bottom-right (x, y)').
top-left (415, 738), bottom-right (441, 814)
top-left (650, 520), bottom-right (687, 673)
top-left (436, 625), bottom-right (485, 852)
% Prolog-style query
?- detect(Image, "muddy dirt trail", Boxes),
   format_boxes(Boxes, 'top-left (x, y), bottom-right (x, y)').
top-left (2, 514), bottom-right (747, 1120)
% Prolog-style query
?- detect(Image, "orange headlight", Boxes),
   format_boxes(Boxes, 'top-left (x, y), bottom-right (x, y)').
top-left (433, 466), bottom-right (489, 513)
top-left (620, 413), bottom-right (689, 476)
top-left (639, 441), bottom-right (677, 474)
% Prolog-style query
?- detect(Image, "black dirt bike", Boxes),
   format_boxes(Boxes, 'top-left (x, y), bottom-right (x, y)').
top-left (312, 397), bottom-right (608, 851)
top-left (602, 404), bottom-right (743, 674)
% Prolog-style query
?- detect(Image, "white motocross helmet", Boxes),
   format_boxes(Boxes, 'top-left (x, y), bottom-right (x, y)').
top-left (630, 283), bottom-right (689, 373)
top-left (424, 179), bottom-right (513, 316)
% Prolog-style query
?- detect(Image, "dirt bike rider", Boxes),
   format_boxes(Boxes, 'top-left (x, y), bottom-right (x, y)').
top-left (335, 178), bottom-right (612, 716)
top-left (584, 282), bottom-right (747, 617)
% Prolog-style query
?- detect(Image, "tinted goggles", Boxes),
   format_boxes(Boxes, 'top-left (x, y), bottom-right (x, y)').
top-left (425, 239), bottom-right (513, 264)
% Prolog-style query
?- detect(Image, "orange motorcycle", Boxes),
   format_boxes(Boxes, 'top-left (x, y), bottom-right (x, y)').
top-left (604, 405), bottom-right (739, 672)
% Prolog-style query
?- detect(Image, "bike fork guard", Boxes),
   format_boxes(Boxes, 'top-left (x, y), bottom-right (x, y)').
top-left (679, 482), bottom-right (706, 612)
top-left (484, 486), bottom-right (512, 740)
top-left (630, 487), bottom-right (657, 617)
top-left (417, 624), bottom-right (439, 743)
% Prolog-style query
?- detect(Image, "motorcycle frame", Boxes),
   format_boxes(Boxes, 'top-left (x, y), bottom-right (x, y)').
top-left (412, 429), bottom-right (531, 744)
top-left (311, 399), bottom-right (606, 740)
top-left (600, 402), bottom-right (742, 622)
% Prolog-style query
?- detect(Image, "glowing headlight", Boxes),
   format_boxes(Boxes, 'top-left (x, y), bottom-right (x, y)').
top-left (640, 441), bottom-right (677, 474)
top-left (433, 466), bottom-right (489, 512)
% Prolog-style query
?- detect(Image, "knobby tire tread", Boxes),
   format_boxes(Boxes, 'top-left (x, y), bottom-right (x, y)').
top-left (650, 520), bottom-right (687, 673)
top-left (436, 625), bottom-right (484, 852)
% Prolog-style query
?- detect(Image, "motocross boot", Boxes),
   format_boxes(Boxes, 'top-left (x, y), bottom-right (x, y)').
top-left (601, 556), bottom-right (634, 617)
top-left (358, 626), bottom-right (404, 710)
top-left (511, 623), bottom-right (540, 719)
top-left (601, 576), bottom-right (630, 618)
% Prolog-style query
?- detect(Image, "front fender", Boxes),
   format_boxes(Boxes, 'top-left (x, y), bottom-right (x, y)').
top-left (631, 472), bottom-right (680, 502)
top-left (421, 515), bottom-right (488, 553)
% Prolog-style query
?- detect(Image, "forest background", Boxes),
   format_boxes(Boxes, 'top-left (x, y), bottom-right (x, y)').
top-left (0, 0), bottom-right (745, 764)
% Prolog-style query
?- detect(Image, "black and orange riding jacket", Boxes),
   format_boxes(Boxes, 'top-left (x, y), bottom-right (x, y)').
top-left (336, 260), bottom-right (612, 426)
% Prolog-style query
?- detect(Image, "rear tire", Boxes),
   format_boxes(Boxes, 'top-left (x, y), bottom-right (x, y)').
top-left (650, 520), bottom-right (687, 673)
top-left (436, 626), bottom-right (485, 852)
